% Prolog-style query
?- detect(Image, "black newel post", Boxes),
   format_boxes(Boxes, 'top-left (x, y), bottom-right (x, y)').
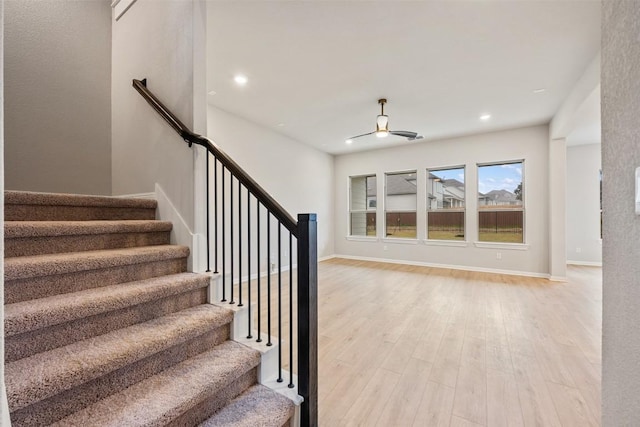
top-left (297, 213), bottom-right (318, 427)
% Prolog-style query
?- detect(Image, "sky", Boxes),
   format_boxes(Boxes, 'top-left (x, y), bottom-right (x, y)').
top-left (430, 164), bottom-right (523, 193)
top-left (478, 163), bottom-right (522, 193)
top-left (431, 167), bottom-right (465, 183)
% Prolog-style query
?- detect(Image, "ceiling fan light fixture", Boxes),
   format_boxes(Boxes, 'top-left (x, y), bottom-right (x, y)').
top-left (376, 114), bottom-right (389, 137)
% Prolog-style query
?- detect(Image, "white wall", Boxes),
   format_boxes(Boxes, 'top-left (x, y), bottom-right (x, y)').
top-left (112, 0), bottom-right (196, 228)
top-left (602, 1), bottom-right (640, 423)
top-left (566, 144), bottom-right (602, 265)
top-left (334, 125), bottom-right (550, 276)
top-left (4, 0), bottom-right (112, 195)
top-left (207, 105), bottom-right (335, 270)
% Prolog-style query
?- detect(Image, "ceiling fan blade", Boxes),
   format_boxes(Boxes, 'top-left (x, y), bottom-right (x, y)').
top-left (390, 130), bottom-right (418, 139)
top-left (347, 131), bottom-right (376, 140)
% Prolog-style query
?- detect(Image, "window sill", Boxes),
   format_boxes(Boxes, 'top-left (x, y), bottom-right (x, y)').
top-left (345, 236), bottom-right (379, 242)
top-left (423, 239), bottom-right (468, 248)
top-left (473, 241), bottom-right (530, 250)
top-left (381, 238), bottom-right (419, 245)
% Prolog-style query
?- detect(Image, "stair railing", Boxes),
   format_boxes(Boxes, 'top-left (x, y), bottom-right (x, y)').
top-left (133, 78), bottom-right (318, 427)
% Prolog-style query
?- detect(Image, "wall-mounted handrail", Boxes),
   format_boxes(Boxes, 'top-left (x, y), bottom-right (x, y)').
top-left (132, 78), bottom-right (298, 235)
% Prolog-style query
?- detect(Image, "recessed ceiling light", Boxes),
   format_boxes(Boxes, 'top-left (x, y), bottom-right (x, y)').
top-left (208, 90), bottom-right (217, 96)
top-left (277, 123), bottom-right (285, 127)
top-left (533, 88), bottom-right (546, 94)
top-left (233, 75), bottom-right (248, 86)
top-left (345, 139), bottom-right (353, 144)
top-left (480, 114), bottom-right (491, 121)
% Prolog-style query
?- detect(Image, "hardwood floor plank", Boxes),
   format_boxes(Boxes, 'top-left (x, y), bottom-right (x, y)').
top-left (450, 415), bottom-right (485, 427)
top-left (487, 368), bottom-right (525, 427)
top-left (376, 358), bottom-right (432, 427)
top-left (547, 382), bottom-right (599, 427)
top-left (341, 368), bottom-right (401, 426)
top-left (453, 361), bottom-right (487, 426)
top-left (313, 259), bottom-right (601, 426)
top-left (412, 381), bottom-right (456, 427)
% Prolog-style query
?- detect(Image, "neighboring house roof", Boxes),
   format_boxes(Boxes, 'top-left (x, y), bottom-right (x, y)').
top-left (442, 178), bottom-right (464, 189)
top-left (385, 174), bottom-right (417, 196)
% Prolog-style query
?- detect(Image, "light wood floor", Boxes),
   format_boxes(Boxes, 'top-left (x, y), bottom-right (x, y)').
top-left (316, 259), bottom-right (602, 427)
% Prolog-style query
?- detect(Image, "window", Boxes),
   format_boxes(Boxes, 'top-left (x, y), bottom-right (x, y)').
top-left (349, 175), bottom-right (377, 236)
top-left (477, 161), bottom-right (524, 243)
top-left (427, 167), bottom-right (465, 240)
top-left (385, 171), bottom-right (417, 238)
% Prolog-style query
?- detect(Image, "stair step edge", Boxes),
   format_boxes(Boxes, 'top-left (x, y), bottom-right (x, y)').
top-left (5, 220), bottom-right (172, 238)
top-left (5, 191), bottom-right (157, 209)
top-left (6, 304), bottom-right (234, 411)
top-left (5, 272), bottom-right (211, 337)
top-left (200, 384), bottom-right (296, 427)
top-left (51, 341), bottom-right (260, 427)
top-left (4, 245), bottom-right (189, 281)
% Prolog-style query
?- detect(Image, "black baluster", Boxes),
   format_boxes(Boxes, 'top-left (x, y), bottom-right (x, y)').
top-left (256, 201), bottom-right (262, 343)
top-left (247, 190), bottom-right (252, 339)
top-left (238, 184), bottom-right (243, 307)
top-left (214, 159), bottom-right (218, 274)
top-left (289, 231), bottom-right (294, 388)
top-left (221, 167), bottom-right (226, 302)
top-left (278, 221), bottom-right (283, 383)
top-left (230, 177), bottom-right (235, 305)
top-left (205, 152), bottom-right (210, 272)
top-left (267, 212), bottom-right (272, 347)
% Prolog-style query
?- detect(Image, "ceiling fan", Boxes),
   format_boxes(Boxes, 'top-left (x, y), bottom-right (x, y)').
top-left (346, 98), bottom-right (423, 144)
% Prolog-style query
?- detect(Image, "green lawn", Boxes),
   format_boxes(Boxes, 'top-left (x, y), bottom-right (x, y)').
top-left (427, 230), bottom-right (465, 240)
top-left (367, 227), bottom-right (522, 242)
top-left (478, 231), bottom-right (523, 243)
top-left (385, 226), bottom-right (417, 238)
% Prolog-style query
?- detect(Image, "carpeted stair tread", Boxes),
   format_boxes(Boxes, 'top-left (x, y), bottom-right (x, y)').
top-left (4, 245), bottom-right (189, 281)
top-left (5, 272), bottom-right (211, 337)
top-left (51, 341), bottom-right (260, 427)
top-left (6, 304), bottom-right (234, 411)
top-left (5, 191), bottom-right (157, 221)
top-left (5, 220), bottom-right (173, 257)
top-left (5, 190), bottom-right (157, 209)
top-left (200, 384), bottom-right (295, 427)
top-left (5, 220), bottom-right (172, 238)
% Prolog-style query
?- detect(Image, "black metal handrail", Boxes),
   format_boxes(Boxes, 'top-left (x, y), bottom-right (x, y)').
top-left (133, 79), bottom-right (298, 234)
top-left (133, 78), bottom-right (317, 426)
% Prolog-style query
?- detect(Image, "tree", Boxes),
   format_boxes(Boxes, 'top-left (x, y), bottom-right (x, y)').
top-left (514, 182), bottom-right (522, 201)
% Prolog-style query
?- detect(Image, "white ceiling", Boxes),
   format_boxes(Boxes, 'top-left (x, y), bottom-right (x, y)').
top-left (206, 1), bottom-right (601, 155)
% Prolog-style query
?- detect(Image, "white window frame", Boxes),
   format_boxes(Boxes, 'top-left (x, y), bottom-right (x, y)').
top-left (384, 170), bottom-right (418, 241)
top-left (348, 174), bottom-right (377, 239)
top-left (426, 165), bottom-right (466, 243)
top-left (476, 160), bottom-right (527, 247)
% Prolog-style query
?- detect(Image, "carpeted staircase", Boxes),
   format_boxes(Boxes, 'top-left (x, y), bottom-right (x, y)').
top-left (4, 190), bottom-right (295, 426)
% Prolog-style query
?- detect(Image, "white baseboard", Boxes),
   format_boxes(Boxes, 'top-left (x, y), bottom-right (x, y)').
top-left (333, 254), bottom-right (551, 280)
top-left (115, 191), bottom-right (155, 200)
top-left (319, 254), bottom-right (337, 262)
top-left (567, 260), bottom-right (603, 267)
top-left (154, 183), bottom-right (205, 272)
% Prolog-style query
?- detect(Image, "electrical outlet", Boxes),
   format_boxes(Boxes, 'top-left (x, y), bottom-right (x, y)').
top-left (496, 252), bottom-right (502, 260)
top-left (383, 245), bottom-right (388, 251)
top-left (270, 262), bottom-right (276, 272)
top-left (576, 247), bottom-right (582, 253)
